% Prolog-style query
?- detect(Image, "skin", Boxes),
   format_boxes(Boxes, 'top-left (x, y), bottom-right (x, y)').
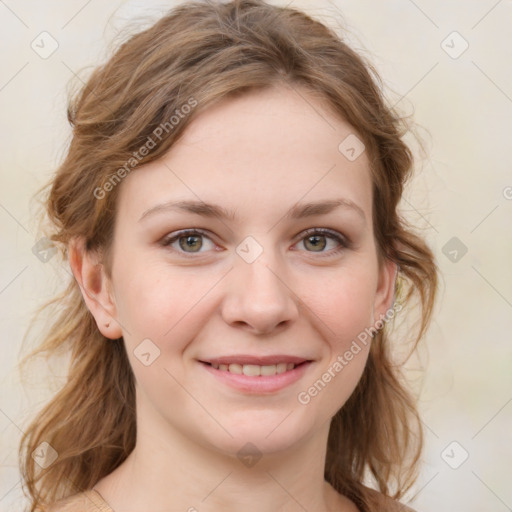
top-left (69, 83), bottom-right (397, 512)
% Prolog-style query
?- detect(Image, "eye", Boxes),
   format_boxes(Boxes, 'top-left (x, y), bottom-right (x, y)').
top-left (160, 229), bottom-right (216, 255)
top-left (294, 228), bottom-right (350, 256)
top-left (160, 227), bottom-right (350, 257)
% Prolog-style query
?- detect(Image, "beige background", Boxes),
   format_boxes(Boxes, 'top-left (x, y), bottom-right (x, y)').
top-left (1, 1), bottom-right (511, 511)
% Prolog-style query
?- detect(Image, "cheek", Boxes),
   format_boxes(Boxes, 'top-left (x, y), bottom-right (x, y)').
top-left (297, 278), bottom-right (373, 421)
top-left (301, 267), bottom-right (376, 348)
top-left (113, 261), bottom-right (219, 349)
top-left (294, 267), bottom-right (375, 413)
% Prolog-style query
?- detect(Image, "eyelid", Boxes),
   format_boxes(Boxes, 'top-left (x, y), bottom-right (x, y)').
top-left (297, 227), bottom-right (350, 247)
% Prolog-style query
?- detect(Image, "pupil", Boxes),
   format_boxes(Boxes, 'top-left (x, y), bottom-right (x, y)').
top-left (180, 235), bottom-right (202, 252)
top-left (307, 235), bottom-right (325, 251)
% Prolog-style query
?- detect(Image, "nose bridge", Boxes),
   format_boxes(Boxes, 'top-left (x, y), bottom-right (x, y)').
top-left (221, 235), bottom-right (299, 333)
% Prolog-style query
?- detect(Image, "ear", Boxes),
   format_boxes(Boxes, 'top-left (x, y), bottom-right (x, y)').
top-left (68, 237), bottom-right (122, 339)
top-left (372, 258), bottom-right (398, 323)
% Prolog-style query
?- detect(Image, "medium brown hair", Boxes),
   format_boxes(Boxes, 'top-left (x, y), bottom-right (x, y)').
top-left (18, 1), bottom-right (438, 510)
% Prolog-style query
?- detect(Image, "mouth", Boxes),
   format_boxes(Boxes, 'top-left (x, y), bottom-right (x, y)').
top-left (200, 360), bottom-right (309, 376)
top-left (198, 356), bottom-right (313, 393)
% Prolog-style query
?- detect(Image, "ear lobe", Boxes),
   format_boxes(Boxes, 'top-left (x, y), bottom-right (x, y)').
top-left (373, 259), bottom-right (398, 323)
top-left (68, 237), bottom-right (122, 339)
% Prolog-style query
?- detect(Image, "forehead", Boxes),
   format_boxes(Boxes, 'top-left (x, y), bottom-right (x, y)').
top-left (118, 84), bottom-right (373, 226)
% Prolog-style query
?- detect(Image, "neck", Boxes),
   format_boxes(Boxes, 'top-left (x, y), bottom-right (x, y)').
top-left (94, 394), bottom-right (352, 511)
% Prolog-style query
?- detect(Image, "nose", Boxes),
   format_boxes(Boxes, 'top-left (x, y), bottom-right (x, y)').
top-left (221, 248), bottom-right (300, 335)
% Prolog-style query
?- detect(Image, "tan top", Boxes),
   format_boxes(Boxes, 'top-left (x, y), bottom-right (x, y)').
top-left (48, 489), bottom-right (114, 512)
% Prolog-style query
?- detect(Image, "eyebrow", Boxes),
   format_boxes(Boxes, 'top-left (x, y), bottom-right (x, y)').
top-left (138, 198), bottom-right (366, 223)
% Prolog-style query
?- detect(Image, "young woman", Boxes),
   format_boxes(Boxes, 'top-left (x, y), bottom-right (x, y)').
top-left (19, 1), bottom-right (438, 511)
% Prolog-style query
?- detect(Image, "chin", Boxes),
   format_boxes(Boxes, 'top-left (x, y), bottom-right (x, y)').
top-left (204, 416), bottom-right (313, 460)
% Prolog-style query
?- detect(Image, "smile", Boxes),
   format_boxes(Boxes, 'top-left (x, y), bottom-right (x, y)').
top-left (199, 360), bottom-right (313, 394)
top-left (208, 361), bottom-right (300, 376)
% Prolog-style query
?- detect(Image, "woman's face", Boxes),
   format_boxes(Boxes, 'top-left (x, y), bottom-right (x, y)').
top-left (102, 84), bottom-right (395, 457)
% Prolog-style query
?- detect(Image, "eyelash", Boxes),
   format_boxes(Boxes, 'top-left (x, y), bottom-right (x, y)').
top-left (160, 228), bottom-right (350, 258)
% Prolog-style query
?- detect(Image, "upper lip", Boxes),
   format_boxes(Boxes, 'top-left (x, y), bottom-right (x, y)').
top-left (200, 355), bottom-right (312, 366)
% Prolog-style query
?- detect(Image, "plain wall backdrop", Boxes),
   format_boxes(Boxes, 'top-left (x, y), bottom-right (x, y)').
top-left (1, 1), bottom-right (511, 511)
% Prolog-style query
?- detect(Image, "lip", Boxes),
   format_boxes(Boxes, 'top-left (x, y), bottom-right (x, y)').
top-left (199, 359), bottom-right (313, 394)
top-left (200, 355), bottom-right (310, 366)
top-left (201, 354), bottom-right (308, 366)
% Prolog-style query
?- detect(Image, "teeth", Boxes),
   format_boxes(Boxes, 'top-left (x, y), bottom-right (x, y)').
top-left (228, 363), bottom-right (243, 374)
top-left (261, 365), bottom-right (277, 376)
top-left (210, 362), bottom-right (298, 375)
top-left (242, 364), bottom-right (260, 376)
top-left (276, 363), bottom-right (287, 374)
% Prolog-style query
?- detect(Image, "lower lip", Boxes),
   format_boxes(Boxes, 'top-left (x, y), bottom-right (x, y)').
top-left (200, 361), bottom-right (313, 394)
